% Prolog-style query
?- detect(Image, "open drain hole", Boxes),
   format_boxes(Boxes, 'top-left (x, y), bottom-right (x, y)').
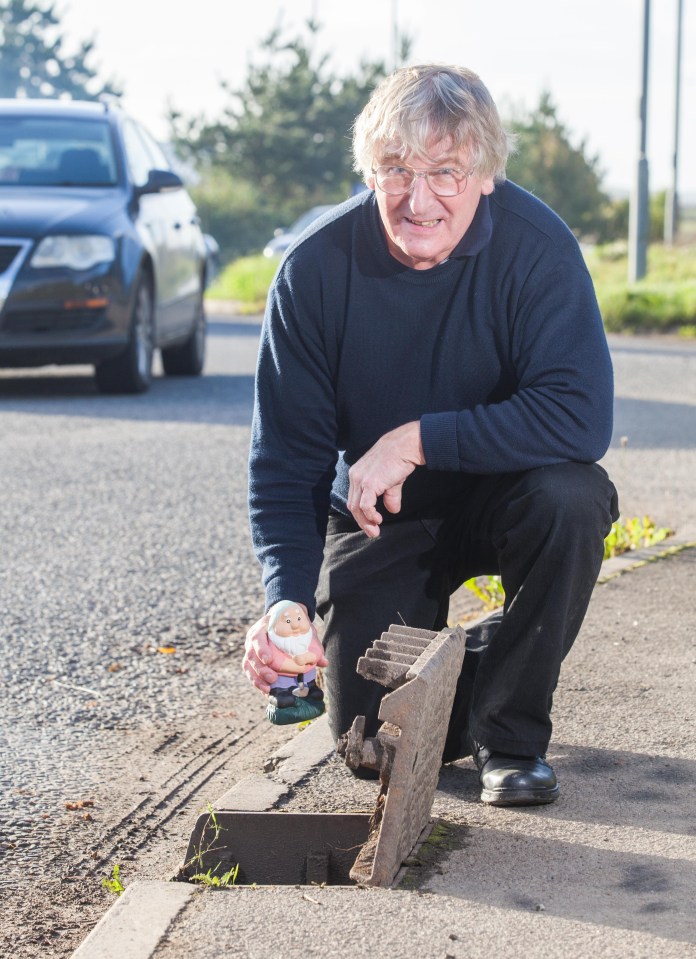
top-left (179, 812), bottom-right (372, 886)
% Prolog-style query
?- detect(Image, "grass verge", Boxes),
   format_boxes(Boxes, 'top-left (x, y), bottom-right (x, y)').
top-left (208, 242), bottom-right (696, 335)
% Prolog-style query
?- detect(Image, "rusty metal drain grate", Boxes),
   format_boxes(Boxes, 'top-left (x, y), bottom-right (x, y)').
top-left (337, 624), bottom-right (467, 886)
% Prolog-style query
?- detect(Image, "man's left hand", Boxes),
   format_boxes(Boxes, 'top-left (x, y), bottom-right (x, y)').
top-left (347, 421), bottom-right (425, 538)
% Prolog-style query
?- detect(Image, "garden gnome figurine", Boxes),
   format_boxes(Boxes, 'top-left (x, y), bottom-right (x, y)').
top-left (265, 600), bottom-right (325, 725)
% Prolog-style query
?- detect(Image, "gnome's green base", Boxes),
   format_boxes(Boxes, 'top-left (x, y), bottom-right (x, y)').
top-left (266, 698), bottom-right (326, 725)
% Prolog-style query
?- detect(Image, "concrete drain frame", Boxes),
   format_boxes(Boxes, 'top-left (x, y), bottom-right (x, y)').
top-left (180, 624), bottom-right (466, 889)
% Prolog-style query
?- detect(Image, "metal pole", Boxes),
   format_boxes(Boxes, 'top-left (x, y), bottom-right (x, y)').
top-left (664, 0), bottom-right (684, 245)
top-left (392, 0), bottom-right (399, 70)
top-left (629, 0), bottom-right (651, 282)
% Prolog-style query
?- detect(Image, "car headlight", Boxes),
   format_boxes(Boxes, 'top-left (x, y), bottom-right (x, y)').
top-left (31, 235), bottom-right (116, 270)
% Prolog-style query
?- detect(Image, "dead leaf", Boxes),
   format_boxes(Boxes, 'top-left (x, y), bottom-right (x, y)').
top-left (107, 663), bottom-right (122, 672)
top-left (64, 799), bottom-right (95, 811)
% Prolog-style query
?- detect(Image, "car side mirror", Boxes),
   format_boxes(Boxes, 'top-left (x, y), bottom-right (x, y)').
top-left (136, 168), bottom-right (183, 196)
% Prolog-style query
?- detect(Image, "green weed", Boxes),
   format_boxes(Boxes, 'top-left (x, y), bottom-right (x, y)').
top-left (462, 515), bottom-right (672, 614)
top-left (183, 803), bottom-right (240, 889)
top-left (101, 863), bottom-right (125, 897)
top-left (189, 863), bottom-right (239, 888)
top-left (462, 575), bottom-right (505, 610)
top-left (603, 515), bottom-right (672, 560)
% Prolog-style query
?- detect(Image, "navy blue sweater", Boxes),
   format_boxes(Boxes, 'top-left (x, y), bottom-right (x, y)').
top-left (249, 182), bottom-right (613, 617)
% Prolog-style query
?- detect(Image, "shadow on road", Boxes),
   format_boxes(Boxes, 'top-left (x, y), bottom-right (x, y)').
top-left (0, 372), bottom-right (255, 426)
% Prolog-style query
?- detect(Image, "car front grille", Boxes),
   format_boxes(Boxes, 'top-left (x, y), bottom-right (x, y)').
top-left (0, 244), bottom-right (22, 275)
top-left (2, 308), bottom-right (107, 333)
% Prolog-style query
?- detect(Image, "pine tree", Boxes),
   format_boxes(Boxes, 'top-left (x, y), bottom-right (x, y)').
top-left (0, 0), bottom-right (121, 100)
top-left (506, 92), bottom-right (612, 240)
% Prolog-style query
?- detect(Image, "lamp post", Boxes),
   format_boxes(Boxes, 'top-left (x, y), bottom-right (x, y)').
top-left (628, 0), bottom-right (651, 282)
top-left (392, 0), bottom-right (400, 70)
top-left (664, 0), bottom-right (684, 245)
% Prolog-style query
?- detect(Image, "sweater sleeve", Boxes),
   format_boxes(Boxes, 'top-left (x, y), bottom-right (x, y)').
top-left (248, 262), bottom-right (338, 620)
top-left (420, 258), bottom-right (613, 473)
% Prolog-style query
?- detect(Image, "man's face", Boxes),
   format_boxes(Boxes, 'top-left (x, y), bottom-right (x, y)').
top-left (366, 140), bottom-right (495, 271)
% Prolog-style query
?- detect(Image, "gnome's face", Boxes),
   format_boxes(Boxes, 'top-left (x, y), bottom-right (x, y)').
top-left (268, 604), bottom-right (313, 657)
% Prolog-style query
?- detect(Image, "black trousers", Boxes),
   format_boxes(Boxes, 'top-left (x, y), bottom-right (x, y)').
top-left (316, 462), bottom-right (619, 761)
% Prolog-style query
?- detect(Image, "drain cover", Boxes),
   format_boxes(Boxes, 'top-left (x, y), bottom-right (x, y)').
top-left (337, 624), bottom-right (467, 886)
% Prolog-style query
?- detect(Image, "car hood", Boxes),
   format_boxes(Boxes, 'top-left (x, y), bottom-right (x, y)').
top-left (0, 187), bottom-right (124, 239)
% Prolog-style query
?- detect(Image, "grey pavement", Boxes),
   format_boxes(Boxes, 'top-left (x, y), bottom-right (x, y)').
top-left (72, 545), bottom-right (696, 959)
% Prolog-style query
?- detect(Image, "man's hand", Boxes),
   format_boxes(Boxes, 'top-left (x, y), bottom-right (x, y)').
top-left (347, 421), bottom-right (425, 538)
top-left (242, 607), bottom-right (327, 695)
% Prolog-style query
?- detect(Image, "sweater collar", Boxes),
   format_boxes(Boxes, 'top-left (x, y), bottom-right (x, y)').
top-left (450, 193), bottom-right (493, 258)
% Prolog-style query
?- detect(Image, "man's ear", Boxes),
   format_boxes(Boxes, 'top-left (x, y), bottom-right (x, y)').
top-left (480, 175), bottom-right (496, 196)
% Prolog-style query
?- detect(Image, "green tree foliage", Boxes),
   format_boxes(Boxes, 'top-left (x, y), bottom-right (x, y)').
top-left (0, 0), bottom-right (121, 100)
top-left (506, 92), bottom-right (615, 240)
top-left (171, 20), bottom-right (396, 258)
top-left (188, 167), bottom-right (280, 264)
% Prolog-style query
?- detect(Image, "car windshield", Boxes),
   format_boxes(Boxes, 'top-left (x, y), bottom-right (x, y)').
top-left (290, 206), bottom-right (333, 233)
top-left (0, 117), bottom-right (118, 187)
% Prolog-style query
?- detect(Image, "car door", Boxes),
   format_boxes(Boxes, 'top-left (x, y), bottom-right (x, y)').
top-left (121, 119), bottom-right (180, 337)
top-left (136, 125), bottom-right (203, 337)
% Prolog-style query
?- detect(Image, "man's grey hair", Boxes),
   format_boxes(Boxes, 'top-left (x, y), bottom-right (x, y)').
top-left (353, 64), bottom-right (514, 183)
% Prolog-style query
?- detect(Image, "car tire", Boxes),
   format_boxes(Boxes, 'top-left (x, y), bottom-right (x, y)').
top-left (161, 294), bottom-right (206, 377)
top-left (95, 276), bottom-right (154, 394)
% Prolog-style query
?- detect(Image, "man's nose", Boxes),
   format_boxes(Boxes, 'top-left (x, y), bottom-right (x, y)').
top-left (408, 174), bottom-right (435, 211)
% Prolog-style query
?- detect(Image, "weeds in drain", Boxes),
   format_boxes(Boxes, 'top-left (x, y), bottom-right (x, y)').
top-left (190, 863), bottom-right (239, 888)
top-left (101, 863), bottom-right (125, 897)
top-left (463, 515), bottom-right (673, 615)
top-left (183, 802), bottom-right (240, 889)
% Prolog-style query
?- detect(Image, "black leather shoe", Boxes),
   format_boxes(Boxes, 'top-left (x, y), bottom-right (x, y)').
top-left (472, 742), bottom-right (560, 806)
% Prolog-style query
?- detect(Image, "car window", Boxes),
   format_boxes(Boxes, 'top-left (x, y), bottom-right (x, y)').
top-left (121, 119), bottom-right (154, 188)
top-left (290, 206), bottom-right (334, 232)
top-left (0, 117), bottom-right (117, 187)
top-left (135, 124), bottom-right (171, 172)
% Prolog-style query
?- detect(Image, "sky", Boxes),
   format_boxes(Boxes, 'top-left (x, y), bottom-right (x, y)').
top-left (59, 0), bottom-right (696, 199)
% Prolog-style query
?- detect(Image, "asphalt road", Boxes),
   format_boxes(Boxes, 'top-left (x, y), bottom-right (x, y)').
top-left (0, 315), bottom-right (694, 957)
top-left (0, 314), bottom-right (294, 957)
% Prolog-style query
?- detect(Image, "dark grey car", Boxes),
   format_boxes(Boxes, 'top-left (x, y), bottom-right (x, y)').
top-left (0, 98), bottom-right (208, 393)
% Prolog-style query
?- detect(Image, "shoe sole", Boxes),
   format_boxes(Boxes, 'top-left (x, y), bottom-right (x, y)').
top-left (480, 785), bottom-right (560, 806)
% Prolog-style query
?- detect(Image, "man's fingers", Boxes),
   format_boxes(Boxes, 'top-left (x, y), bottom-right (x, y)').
top-left (382, 485), bottom-right (402, 514)
top-left (243, 615), bottom-right (279, 694)
top-left (350, 502), bottom-right (382, 538)
top-left (242, 663), bottom-right (271, 695)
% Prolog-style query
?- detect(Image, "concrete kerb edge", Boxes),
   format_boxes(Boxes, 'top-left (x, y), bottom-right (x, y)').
top-left (70, 881), bottom-right (195, 959)
top-left (69, 720), bottom-right (336, 959)
top-left (596, 538), bottom-right (696, 584)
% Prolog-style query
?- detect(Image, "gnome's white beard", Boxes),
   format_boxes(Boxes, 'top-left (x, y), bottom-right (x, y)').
top-left (268, 627), bottom-right (313, 658)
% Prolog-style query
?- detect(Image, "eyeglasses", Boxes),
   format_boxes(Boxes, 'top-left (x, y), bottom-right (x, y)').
top-left (372, 164), bottom-right (474, 197)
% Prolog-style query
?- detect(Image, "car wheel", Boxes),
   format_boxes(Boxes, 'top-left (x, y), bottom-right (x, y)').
top-left (161, 293), bottom-right (206, 377)
top-left (95, 277), bottom-right (154, 394)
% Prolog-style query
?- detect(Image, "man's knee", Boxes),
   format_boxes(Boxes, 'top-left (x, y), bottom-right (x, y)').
top-left (511, 462), bottom-right (618, 536)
